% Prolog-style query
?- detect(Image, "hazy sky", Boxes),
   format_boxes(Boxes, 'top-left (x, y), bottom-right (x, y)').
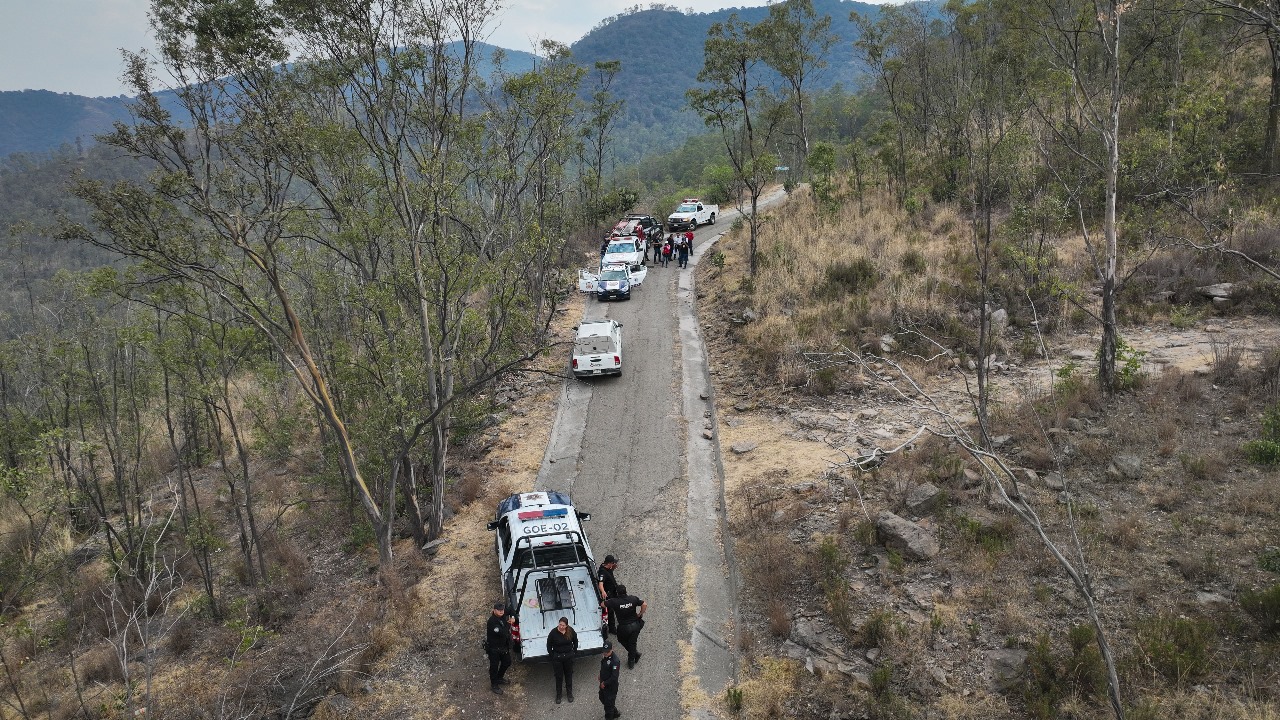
top-left (1, 0), bottom-right (884, 98)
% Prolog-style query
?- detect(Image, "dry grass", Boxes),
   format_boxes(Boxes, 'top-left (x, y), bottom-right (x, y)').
top-left (735, 657), bottom-right (799, 720)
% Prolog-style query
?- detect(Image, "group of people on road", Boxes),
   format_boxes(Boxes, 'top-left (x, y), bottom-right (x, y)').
top-left (651, 231), bottom-right (694, 269)
top-left (483, 553), bottom-right (646, 720)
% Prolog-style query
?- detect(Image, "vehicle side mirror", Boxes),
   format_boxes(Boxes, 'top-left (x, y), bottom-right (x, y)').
top-left (576, 511), bottom-right (591, 521)
top-left (486, 520), bottom-right (499, 531)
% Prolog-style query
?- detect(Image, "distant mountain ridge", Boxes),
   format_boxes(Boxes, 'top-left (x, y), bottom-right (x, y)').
top-left (0, 1), bottom-right (891, 159)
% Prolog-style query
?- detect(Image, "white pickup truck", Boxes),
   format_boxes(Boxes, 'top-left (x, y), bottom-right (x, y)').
top-left (666, 198), bottom-right (718, 231)
top-left (486, 491), bottom-right (608, 661)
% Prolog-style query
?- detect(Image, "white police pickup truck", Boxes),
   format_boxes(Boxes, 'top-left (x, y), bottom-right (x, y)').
top-left (666, 198), bottom-right (718, 231)
top-left (486, 491), bottom-right (608, 661)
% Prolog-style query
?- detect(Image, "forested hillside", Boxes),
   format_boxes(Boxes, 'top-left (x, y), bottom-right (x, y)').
top-left (1, 0), bottom-right (1279, 718)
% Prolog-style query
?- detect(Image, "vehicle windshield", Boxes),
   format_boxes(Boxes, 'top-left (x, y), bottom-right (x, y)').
top-left (676, 204), bottom-right (698, 212)
top-left (606, 242), bottom-right (636, 254)
top-left (599, 270), bottom-right (628, 282)
top-left (574, 337), bottom-right (617, 354)
top-left (512, 542), bottom-right (589, 570)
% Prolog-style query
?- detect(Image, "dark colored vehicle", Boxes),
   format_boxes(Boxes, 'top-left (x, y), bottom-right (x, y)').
top-left (595, 266), bottom-right (633, 301)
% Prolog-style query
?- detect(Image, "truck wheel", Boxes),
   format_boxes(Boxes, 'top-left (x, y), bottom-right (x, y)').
top-left (709, 213), bottom-right (716, 225)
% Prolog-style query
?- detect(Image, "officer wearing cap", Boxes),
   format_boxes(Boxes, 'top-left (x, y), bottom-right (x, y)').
top-left (604, 584), bottom-right (647, 668)
top-left (598, 555), bottom-right (620, 635)
top-left (598, 640), bottom-right (622, 719)
top-left (597, 555), bottom-right (619, 598)
top-left (485, 601), bottom-right (514, 694)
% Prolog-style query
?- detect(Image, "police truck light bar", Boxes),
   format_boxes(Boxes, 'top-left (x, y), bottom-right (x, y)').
top-left (517, 508), bottom-right (569, 520)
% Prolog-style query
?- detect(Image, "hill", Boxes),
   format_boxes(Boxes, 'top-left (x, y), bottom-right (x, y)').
top-left (0, 42), bottom-right (539, 158)
top-left (0, 2), bottom-right (891, 159)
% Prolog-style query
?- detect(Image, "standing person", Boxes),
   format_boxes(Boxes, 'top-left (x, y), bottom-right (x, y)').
top-left (485, 602), bottom-right (513, 694)
top-left (661, 240), bottom-right (673, 267)
top-left (684, 229), bottom-right (694, 249)
top-left (677, 238), bottom-right (690, 269)
top-left (546, 617), bottom-right (578, 704)
top-left (605, 585), bottom-right (648, 668)
top-left (597, 555), bottom-right (620, 637)
top-left (598, 641), bottom-right (622, 719)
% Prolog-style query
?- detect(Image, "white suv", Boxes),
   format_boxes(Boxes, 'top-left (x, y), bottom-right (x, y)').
top-left (571, 319), bottom-right (623, 377)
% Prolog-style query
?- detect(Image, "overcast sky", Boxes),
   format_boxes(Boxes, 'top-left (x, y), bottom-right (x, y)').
top-left (1, 0), bottom-right (890, 98)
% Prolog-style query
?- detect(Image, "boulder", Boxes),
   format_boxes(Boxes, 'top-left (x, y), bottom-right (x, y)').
top-left (876, 511), bottom-right (940, 560)
top-left (313, 694), bottom-right (356, 720)
top-left (990, 308), bottom-right (1009, 332)
top-left (1106, 453), bottom-right (1143, 481)
top-left (730, 442), bottom-right (758, 455)
top-left (1195, 282), bottom-right (1235, 299)
top-left (986, 649), bottom-right (1029, 691)
top-left (1043, 472), bottom-right (1065, 491)
top-left (906, 482), bottom-right (944, 514)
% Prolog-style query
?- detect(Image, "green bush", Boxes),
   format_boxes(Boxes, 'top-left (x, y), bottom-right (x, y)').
top-left (900, 249), bottom-right (926, 274)
top-left (1259, 549), bottom-right (1280, 573)
top-left (1021, 634), bottom-right (1062, 720)
top-left (1135, 613), bottom-right (1213, 682)
top-left (1065, 624), bottom-right (1105, 698)
top-left (1239, 583), bottom-right (1280, 636)
top-left (1244, 403), bottom-right (1280, 465)
top-left (823, 258), bottom-right (880, 297)
top-left (862, 609), bottom-right (895, 647)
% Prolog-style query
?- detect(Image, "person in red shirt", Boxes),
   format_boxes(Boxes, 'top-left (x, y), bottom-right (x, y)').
top-left (684, 230), bottom-right (694, 249)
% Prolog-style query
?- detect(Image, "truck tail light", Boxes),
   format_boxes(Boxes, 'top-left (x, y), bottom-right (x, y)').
top-left (613, 355), bottom-right (620, 366)
top-left (572, 358), bottom-right (578, 369)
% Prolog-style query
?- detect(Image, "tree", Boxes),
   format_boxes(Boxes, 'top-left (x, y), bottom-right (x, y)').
top-left (63, 0), bottom-right (578, 570)
top-left (688, 14), bottom-right (783, 276)
top-left (583, 59), bottom-right (624, 222)
top-left (1201, 0), bottom-right (1280, 173)
top-left (755, 0), bottom-right (836, 168)
top-left (1021, 0), bottom-right (1127, 394)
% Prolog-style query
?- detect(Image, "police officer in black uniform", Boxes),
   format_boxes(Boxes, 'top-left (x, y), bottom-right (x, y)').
top-left (598, 555), bottom-right (619, 635)
top-left (605, 584), bottom-right (647, 668)
top-left (485, 601), bottom-right (513, 694)
top-left (598, 640), bottom-right (622, 719)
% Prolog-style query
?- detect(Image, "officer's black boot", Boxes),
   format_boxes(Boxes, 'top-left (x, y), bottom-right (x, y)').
top-left (567, 678), bottom-right (575, 703)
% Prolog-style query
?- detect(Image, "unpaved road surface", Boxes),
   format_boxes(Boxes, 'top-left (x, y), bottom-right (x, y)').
top-left (526, 194), bottom-right (785, 719)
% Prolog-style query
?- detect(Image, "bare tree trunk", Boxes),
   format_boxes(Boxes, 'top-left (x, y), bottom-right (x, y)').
top-left (1099, 0), bottom-right (1122, 394)
top-left (400, 456), bottom-right (426, 548)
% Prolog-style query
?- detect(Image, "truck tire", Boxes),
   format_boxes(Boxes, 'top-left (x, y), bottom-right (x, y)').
top-left (708, 213), bottom-right (716, 225)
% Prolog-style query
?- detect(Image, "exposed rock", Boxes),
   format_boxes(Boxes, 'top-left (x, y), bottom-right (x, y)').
top-left (880, 334), bottom-right (898, 353)
top-left (906, 482), bottom-right (944, 514)
top-left (1066, 417), bottom-right (1085, 431)
top-left (313, 693), bottom-right (356, 720)
top-left (1213, 296), bottom-right (1234, 310)
top-left (1106, 453), bottom-right (1143, 481)
top-left (990, 308), bottom-right (1009, 332)
top-left (849, 672), bottom-right (872, 690)
top-left (1195, 591), bottom-right (1230, 607)
top-left (987, 649), bottom-right (1029, 690)
top-left (929, 665), bottom-right (950, 689)
top-left (702, 430), bottom-right (714, 440)
top-left (422, 538), bottom-right (448, 555)
top-left (730, 442), bottom-right (758, 455)
top-left (990, 434), bottom-right (1012, 447)
top-left (876, 511), bottom-right (940, 560)
top-left (1069, 348), bottom-right (1094, 360)
top-left (742, 308), bottom-right (759, 322)
top-left (961, 468), bottom-right (983, 489)
top-left (1043, 472), bottom-right (1066, 491)
top-left (1196, 282), bottom-right (1235, 299)
top-left (724, 417), bottom-right (744, 428)
top-left (780, 640), bottom-right (808, 660)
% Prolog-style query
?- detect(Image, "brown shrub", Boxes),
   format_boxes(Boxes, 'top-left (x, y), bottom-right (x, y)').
top-left (77, 643), bottom-right (123, 685)
top-left (746, 532), bottom-right (804, 597)
top-left (1150, 485), bottom-right (1186, 512)
top-left (1105, 515), bottom-right (1143, 550)
top-left (767, 599), bottom-right (792, 638)
top-left (1211, 338), bottom-right (1246, 385)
